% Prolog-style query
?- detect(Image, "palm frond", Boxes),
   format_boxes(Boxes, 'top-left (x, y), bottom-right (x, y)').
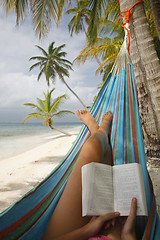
top-left (23, 103), bottom-right (44, 113)
top-left (96, 53), bottom-right (117, 73)
top-left (36, 98), bottom-right (46, 112)
top-left (37, 68), bottom-right (45, 82)
top-left (57, 0), bottom-right (70, 24)
top-left (23, 113), bottom-right (45, 124)
top-left (29, 61), bottom-right (43, 71)
top-left (54, 62), bottom-right (70, 78)
top-left (48, 42), bottom-right (55, 54)
top-left (49, 94), bottom-right (68, 114)
top-left (31, 0), bottom-right (58, 39)
top-left (29, 56), bottom-right (48, 61)
top-left (45, 89), bottom-right (52, 113)
top-left (35, 45), bottom-right (49, 57)
top-left (2, 0), bottom-right (29, 24)
top-left (52, 110), bottom-right (75, 118)
top-left (104, 0), bottom-right (120, 21)
top-left (101, 62), bottom-right (114, 81)
top-left (45, 60), bottom-right (55, 85)
top-left (75, 39), bottom-right (122, 65)
top-left (87, 0), bottom-right (106, 44)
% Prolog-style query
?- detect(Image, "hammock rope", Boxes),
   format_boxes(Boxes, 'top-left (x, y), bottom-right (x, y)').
top-left (116, 0), bottom-right (144, 53)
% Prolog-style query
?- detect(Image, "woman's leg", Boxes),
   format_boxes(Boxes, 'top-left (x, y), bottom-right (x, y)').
top-left (43, 110), bottom-right (113, 240)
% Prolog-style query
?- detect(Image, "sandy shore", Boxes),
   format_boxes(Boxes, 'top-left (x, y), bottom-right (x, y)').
top-left (0, 131), bottom-right (159, 217)
top-left (0, 131), bottom-right (79, 213)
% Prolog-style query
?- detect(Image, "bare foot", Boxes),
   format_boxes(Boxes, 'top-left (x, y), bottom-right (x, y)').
top-left (98, 111), bottom-right (113, 165)
top-left (76, 110), bottom-right (99, 134)
top-left (99, 111), bottom-right (113, 135)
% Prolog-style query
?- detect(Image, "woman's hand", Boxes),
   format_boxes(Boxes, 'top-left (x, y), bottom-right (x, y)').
top-left (54, 212), bottom-right (120, 240)
top-left (83, 212), bottom-right (120, 238)
top-left (120, 198), bottom-right (137, 240)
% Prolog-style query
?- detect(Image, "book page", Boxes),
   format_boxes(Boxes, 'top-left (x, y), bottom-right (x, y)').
top-left (82, 162), bottom-right (114, 216)
top-left (113, 163), bottom-right (148, 216)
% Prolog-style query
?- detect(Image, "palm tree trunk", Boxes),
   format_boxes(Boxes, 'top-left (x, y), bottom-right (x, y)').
top-left (119, 0), bottom-right (160, 158)
top-left (49, 125), bottom-right (72, 136)
top-left (149, 0), bottom-right (160, 39)
top-left (59, 74), bottom-right (87, 109)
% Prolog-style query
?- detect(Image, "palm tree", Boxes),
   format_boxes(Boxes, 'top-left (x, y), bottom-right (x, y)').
top-left (23, 88), bottom-right (75, 136)
top-left (118, 0), bottom-right (160, 157)
top-left (75, 0), bottom-right (160, 156)
top-left (66, 0), bottom-right (91, 36)
top-left (30, 42), bottom-right (86, 108)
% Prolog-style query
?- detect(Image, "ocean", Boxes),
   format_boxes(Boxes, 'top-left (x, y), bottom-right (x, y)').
top-left (0, 122), bottom-right (82, 160)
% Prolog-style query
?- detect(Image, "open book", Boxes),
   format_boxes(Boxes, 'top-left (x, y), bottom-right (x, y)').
top-left (82, 162), bottom-right (148, 216)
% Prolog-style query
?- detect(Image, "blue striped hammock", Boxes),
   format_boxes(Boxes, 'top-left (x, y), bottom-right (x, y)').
top-left (0, 42), bottom-right (160, 240)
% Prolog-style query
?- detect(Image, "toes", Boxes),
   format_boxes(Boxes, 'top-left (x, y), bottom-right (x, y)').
top-left (80, 110), bottom-right (88, 114)
top-left (76, 110), bottom-right (81, 119)
top-left (102, 111), bottom-right (113, 121)
top-left (76, 109), bottom-right (88, 119)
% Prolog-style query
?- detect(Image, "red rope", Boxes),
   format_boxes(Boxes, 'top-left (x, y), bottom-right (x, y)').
top-left (116, 1), bottom-right (144, 53)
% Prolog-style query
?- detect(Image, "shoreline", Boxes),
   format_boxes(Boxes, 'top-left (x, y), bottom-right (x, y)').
top-left (0, 130), bottom-right (79, 213)
top-left (0, 123), bottom-right (81, 161)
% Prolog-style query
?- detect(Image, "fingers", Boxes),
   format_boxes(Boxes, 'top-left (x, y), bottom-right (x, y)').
top-left (105, 218), bottom-right (116, 229)
top-left (128, 198), bottom-right (137, 223)
top-left (123, 198), bottom-right (137, 234)
top-left (100, 212), bottom-right (120, 223)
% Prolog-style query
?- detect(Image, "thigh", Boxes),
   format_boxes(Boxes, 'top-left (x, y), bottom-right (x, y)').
top-left (43, 137), bottom-right (103, 239)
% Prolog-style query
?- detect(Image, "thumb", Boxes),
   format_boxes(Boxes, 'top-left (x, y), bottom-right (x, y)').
top-left (127, 198), bottom-right (137, 227)
top-left (100, 212), bottom-right (120, 222)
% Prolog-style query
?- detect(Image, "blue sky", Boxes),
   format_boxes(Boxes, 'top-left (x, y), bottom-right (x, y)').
top-left (0, 8), bottom-right (101, 123)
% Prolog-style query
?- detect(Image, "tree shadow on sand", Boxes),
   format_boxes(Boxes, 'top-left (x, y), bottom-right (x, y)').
top-left (33, 156), bottom-right (64, 165)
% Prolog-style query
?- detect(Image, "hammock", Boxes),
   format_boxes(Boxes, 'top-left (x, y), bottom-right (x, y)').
top-left (0, 40), bottom-right (160, 240)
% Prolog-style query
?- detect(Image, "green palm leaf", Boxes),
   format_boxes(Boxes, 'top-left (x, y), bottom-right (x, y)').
top-left (23, 113), bottom-right (45, 124)
top-left (29, 61), bottom-right (43, 71)
top-left (23, 103), bottom-right (44, 113)
top-left (2, 0), bottom-right (29, 24)
top-left (29, 56), bottom-right (48, 61)
top-left (36, 98), bottom-right (46, 112)
top-left (50, 94), bottom-right (67, 113)
top-left (31, 0), bottom-right (58, 39)
top-left (37, 68), bottom-right (45, 82)
top-left (52, 110), bottom-right (75, 118)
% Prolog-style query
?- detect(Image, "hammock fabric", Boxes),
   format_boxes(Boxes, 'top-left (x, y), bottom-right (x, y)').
top-left (0, 47), bottom-right (160, 240)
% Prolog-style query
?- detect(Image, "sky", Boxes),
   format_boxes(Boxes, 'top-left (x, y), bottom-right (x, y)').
top-left (0, 8), bottom-right (101, 123)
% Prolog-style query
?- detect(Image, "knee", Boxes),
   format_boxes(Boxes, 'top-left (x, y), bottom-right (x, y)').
top-left (83, 135), bottom-right (103, 159)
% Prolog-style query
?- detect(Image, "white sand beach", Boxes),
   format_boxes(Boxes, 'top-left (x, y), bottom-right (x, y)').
top-left (0, 129), bottom-right (159, 217)
top-left (0, 130), bottom-right (79, 213)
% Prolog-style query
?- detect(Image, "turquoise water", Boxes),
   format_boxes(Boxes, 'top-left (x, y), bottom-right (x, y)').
top-left (0, 122), bottom-right (82, 160)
